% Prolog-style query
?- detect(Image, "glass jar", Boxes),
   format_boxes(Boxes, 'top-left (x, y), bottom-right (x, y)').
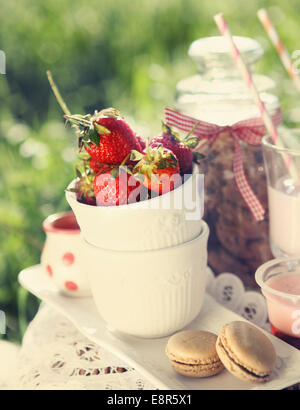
top-left (178, 36), bottom-right (275, 97)
top-left (175, 36), bottom-right (281, 288)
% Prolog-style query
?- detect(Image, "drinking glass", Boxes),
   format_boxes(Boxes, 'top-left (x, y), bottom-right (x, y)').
top-left (262, 132), bottom-right (300, 258)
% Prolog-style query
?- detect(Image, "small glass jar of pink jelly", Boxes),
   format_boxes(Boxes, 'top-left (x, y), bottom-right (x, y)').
top-left (41, 211), bottom-right (91, 297)
top-left (256, 258), bottom-right (300, 349)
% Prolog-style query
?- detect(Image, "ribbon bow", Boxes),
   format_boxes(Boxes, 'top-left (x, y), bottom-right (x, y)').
top-left (164, 107), bottom-right (282, 221)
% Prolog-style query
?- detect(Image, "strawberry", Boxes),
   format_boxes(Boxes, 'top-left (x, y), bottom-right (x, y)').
top-left (75, 176), bottom-right (96, 206)
top-left (46, 74), bottom-right (145, 205)
top-left (150, 122), bottom-right (200, 175)
top-left (93, 166), bottom-right (142, 206)
top-left (68, 155), bottom-right (96, 205)
top-left (65, 108), bottom-right (141, 165)
top-left (131, 144), bottom-right (181, 195)
top-left (136, 135), bottom-right (146, 151)
top-left (89, 157), bottom-right (111, 175)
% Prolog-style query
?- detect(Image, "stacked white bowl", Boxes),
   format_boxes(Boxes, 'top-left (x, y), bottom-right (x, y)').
top-left (66, 166), bottom-right (209, 338)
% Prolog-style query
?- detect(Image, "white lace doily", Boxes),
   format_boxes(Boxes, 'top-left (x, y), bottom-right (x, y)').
top-left (15, 304), bottom-right (155, 390)
top-left (3, 269), bottom-right (272, 390)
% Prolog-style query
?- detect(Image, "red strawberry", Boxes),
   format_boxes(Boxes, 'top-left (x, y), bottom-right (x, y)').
top-left (65, 108), bottom-right (141, 165)
top-left (131, 144), bottom-right (181, 195)
top-left (75, 177), bottom-right (96, 206)
top-left (71, 158), bottom-right (96, 206)
top-left (136, 135), bottom-right (146, 151)
top-left (89, 157), bottom-right (101, 174)
top-left (93, 167), bottom-right (142, 206)
top-left (150, 122), bottom-right (200, 175)
top-left (89, 157), bottom-right (112, 175)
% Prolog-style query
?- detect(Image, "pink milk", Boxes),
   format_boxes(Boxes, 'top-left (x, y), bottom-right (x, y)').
top-left (266, 273), bottom-right (300, 345)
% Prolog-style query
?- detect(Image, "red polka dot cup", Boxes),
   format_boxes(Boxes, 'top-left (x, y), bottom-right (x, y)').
top-left (41, 211), bottom-right (91, 297)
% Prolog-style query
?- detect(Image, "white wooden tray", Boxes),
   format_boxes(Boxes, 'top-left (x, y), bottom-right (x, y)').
top-left (19, 265), bottom-right (300, 390)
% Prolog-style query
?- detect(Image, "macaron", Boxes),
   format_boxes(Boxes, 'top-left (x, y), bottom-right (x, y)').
top-left (216, 321), bottom-right (277, 384)
top-left (166, 330), bottom-right (224, 378)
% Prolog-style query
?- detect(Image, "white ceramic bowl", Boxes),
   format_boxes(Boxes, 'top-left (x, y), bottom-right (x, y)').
top-left (65, 166), bottom-right (204, 251)
top-left (41, 211), bottom-right (91, 297)
top-left (84, 220), bottom-right (209, 338)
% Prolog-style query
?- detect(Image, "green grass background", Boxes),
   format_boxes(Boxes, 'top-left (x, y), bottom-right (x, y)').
top-left (1, 0), bottom-right (300, 342)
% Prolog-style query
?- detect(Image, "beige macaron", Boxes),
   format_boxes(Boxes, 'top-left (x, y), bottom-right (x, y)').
top-left (216, 321), bottom-right (277, 384)
top-left (166, 330), bottom-right (224, 378)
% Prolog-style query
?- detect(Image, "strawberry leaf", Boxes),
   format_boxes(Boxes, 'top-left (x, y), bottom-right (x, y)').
top-left (146, 165), bottom-right (154, 179)
top-left (110, 168), bottom-right (120, 178)
top-left (75, 167), bottom-right (83, 178)
top-left (166, 152), bottom-right (178, 163)
top-left (162, 122), bottom-right (181, 142)
top-left (94, 122), bottom-right (110, 135)
top-left (88, 128), bottom-right (100, 147)
top-left (193, 151), bottom-right (205, 164)
top-left (66, 188), bottom-right (79, 193)
top-left (77, 152), bottom-right (91, 160)
top-left (97, 108), bottom-right (122, 119)
top-left (130, 150), bottom-right (144, 161)
top-left (157, 159), bottom-right (168, 169)
top-left (184, 136), bottom-right (199, 149)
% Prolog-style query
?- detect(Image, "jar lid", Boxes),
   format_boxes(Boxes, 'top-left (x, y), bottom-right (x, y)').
top-left (188, 36), bottom-right (263, 72)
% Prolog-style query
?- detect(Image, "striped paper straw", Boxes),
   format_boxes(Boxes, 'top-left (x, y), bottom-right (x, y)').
top-left (257, 8), bottom-right (300, 95)
top-left (214, 13), bottom-right (298, 182)
top-left (214, 13), bottom-right (279, 143)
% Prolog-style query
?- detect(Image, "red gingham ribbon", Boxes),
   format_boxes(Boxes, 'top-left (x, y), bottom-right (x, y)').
top-left (164, 107), bottom-right (282, 221)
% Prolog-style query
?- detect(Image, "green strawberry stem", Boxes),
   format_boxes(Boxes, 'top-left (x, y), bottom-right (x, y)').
top-left (64, 114), bottom-right (92, 129)
top-left (46, 70), bottom-right (72, 117)
top-left (184, 121), bottom-right (200, 142)
top-left (64, 114), bottom-right (110, 138)
top-left (47, 70), bottom-right (96, 191)
top-left (120, 153), bottom-right (131, 166)
top-left (46, 70), bottom-right (82, 139)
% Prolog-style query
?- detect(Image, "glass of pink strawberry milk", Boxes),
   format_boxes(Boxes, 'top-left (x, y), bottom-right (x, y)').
top-left (262, 132), bottom-right (300, 258)
top-left (256, 258), bottom-right (300, 349)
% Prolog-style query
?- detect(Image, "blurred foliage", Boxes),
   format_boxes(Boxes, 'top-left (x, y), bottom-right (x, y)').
top-left (1, 0), bottom-right (300, 342)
